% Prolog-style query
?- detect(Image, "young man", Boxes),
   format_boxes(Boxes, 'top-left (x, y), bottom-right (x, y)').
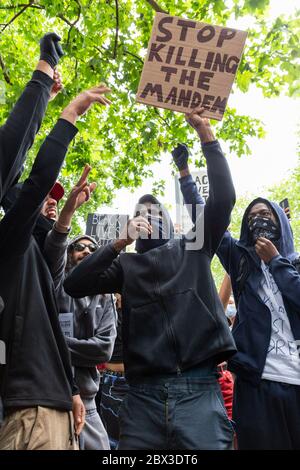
top-left (43, 166), bottom-right (116, 450)
top-left (64, 107), bottom-right (236, 450)
top-left (0, 83), bottom-right (111, 450)
top-left (178, 157), bottom-right (300, 449)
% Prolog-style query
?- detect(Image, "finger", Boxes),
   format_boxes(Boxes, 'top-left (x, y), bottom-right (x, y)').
top-left (90, 85), bottom-right (111, 94)
top-left (89, 182), bottom-right (97, 193)
top-left (95, 96), bottom-right (110, 106)
top-left (135, 221), bottom-right (151, 232)
top-left (83, 186), bottom-right (91, 201)
top-left (77, 164), bottom-right (91, 186)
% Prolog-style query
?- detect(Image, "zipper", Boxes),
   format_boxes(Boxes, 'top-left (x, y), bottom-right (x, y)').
top-left (151, 249), bottom-right (182, 375)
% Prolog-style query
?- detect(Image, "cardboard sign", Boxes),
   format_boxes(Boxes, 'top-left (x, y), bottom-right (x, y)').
top-left (86, 213), bottom-right (129, 247)
top-left (137, 13), bottom-right (247, 120)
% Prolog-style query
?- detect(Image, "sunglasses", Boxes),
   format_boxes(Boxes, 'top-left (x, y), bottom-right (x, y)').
top-left (72, 242), bottom-right (98, 253)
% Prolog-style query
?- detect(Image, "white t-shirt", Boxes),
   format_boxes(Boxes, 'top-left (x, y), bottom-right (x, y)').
top-left (258, 261), bottom-right (300, 385)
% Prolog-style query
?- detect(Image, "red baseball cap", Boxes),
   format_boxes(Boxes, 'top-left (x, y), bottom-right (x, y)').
top-left (49, 181), bottom-right (64, 202)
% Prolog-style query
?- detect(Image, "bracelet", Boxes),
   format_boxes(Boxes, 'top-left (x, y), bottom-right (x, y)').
top-left (54, 221), bottom-right (71, 234)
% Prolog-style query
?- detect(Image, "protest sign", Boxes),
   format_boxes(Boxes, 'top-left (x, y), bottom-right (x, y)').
top-left (175, 169), bottom-right (208, 234)
top-left (86, 213), bottom-right (129, 246)
top-left (137, 13), bottom-right (247, 120)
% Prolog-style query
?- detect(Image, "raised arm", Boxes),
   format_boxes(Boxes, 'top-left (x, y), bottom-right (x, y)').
top-left (185, 107), bottom-right (236, 256)
top-left (44, 164), bottom-right (97, 287)
top-left (0, 33), bottom-right (64, 204)
top-left (0, 84), bottom-right (111, 259)
top-left (172, 143), bottom-right (205, 224)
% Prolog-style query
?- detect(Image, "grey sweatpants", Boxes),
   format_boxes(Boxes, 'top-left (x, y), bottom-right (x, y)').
top-left (81, 398), bottom-right (110, 450)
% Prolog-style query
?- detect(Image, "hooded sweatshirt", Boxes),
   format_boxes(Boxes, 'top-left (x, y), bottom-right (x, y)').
top-left (179, 176), bottom-right (300, 385)
top-left (0, 119), bottom-right (79, 411)
top-left (44, 230), bottom-right (116, 408)
top-left (64, 140), bottom-right (237, 380)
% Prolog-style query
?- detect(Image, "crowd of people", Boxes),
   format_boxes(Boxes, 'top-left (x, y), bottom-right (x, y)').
top-left (0, 32), bottom-right (299, 451)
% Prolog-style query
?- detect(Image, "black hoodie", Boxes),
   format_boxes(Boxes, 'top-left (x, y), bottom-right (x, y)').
top-left (64, 141), bottom-right (237, 380)
top-left (0, 119), bottom-right (78, 411)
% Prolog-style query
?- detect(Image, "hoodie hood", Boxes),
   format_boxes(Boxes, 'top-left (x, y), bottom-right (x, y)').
top-left (68, 234), bottom-right (98, 250)
top-left (134, 194), bottom-right (174, 254)
top-left (238, 197), bottom-right (298, 262)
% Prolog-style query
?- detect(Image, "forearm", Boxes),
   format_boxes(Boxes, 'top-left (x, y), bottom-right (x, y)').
top-left (64, 242), bottom-right (122, 297)
top-left (0, 119), bottom-right (78, 254)
top-left (44, 226), bottom-right (69, 283)
top-left (269, 256), bottom-right (300, 310)
top-left (0, 69), bottom-right (54, 201)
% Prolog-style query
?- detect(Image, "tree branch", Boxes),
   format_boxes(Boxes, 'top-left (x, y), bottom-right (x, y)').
top-left (123, 49), bottom-right (144, 65)
top-left (0, 51), bottom-right (12, 84)
top-left (0, 1), bottom-right (34, 34)
top-left (145, 0), bottom-right (168, 14)
top-left (113, 0), bottom-right (119, 59)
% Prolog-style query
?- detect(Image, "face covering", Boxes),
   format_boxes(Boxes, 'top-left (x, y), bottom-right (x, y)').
top-left (225, 304), bottom-right (237, 319)
top-left (249, 216), bottom-right (280, 243)
top-left (135, 214), bottom-right (171, 254)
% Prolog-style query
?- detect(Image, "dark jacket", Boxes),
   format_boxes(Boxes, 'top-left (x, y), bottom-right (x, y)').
top-left (180, 176), bottom-right (300, 385)
top-left (64, 141), bottom-right (237, 380)
top-left (0, 70), bottom-right (53, 205)
top-left (44, 228), bottom-right (116, 404)
top-left (0, 119), bottom-right (78, 411)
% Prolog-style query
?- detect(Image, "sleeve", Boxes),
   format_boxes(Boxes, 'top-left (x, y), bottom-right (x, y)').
top-left (201, 141), bottom-right (236, 256)
top-left (0, 119), bottom-right (78, 258)
top-left (0, 70), bottom-right (54, 203)
top-left (179, 173), bottom-right (205, 224)
top-left (66, 295), bottom-right (117, 367)
top-left (44, 227), bottom-right (69, 289)
top-left (64, 242), bottom-right (124, 297)
top-left (269, 255), bottom-right (300, 311)
top-left (216, 231), bottom-right (236, 274)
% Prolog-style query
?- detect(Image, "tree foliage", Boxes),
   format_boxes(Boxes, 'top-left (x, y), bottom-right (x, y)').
top-left (0, 0), bottom-right (299, 231)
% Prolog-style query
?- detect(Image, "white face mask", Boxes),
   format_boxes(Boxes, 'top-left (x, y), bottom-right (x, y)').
top-left (226, 304), bottom-right (236, 319)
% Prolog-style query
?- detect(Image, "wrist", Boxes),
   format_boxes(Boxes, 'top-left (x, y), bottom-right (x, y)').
top-left (196, 127), bottom-right (215, 143)
top-left (60, 106), bottom-right (78, 125)
top-left (54, 220), bottom-right (71, 234)
top-left (179, 168), bottom-right (190, 178)
top-left (36, 60), bottom-right (54, 79)
top-left (114, 238), bottom-right (129, 253)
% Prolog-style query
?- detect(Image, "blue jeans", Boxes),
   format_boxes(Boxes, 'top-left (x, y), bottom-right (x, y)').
top-left (118, 376), bottom-right (234, 450)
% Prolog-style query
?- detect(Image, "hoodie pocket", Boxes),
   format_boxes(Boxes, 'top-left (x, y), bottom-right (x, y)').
top-left (128, 301), bottom-right (177, 372)
top-left (162, 289), bottom-right (219, 365)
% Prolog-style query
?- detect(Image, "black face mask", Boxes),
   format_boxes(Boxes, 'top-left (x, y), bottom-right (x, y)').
top-left (249, 216), bottom-right (280, 243)
top-left (135, 214), bottom-right (170, 254)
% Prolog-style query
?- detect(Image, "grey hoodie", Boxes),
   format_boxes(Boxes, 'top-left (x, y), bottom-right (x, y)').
top-left (44, 228), bottom-right (117, 407)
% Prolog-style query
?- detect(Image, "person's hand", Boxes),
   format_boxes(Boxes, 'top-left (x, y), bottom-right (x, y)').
top-left (114, 216), bottom-right (152, 252)
top-left (255, 237), bottom-right (279, 263)
top-left (49, 69), bottom-right (63, 101)
top-left (172, 144), bottom-right (189, 171)
top-left (185, 106), bottom-right (215, 143)
top-left (40, 32), bottom-right (64, 69)
top-left (60, 84), bottom-right (111, 124)
top-left (72, 394), bottom-right (85, 436)
top-left (56, 165), bottom-right (96, 231)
